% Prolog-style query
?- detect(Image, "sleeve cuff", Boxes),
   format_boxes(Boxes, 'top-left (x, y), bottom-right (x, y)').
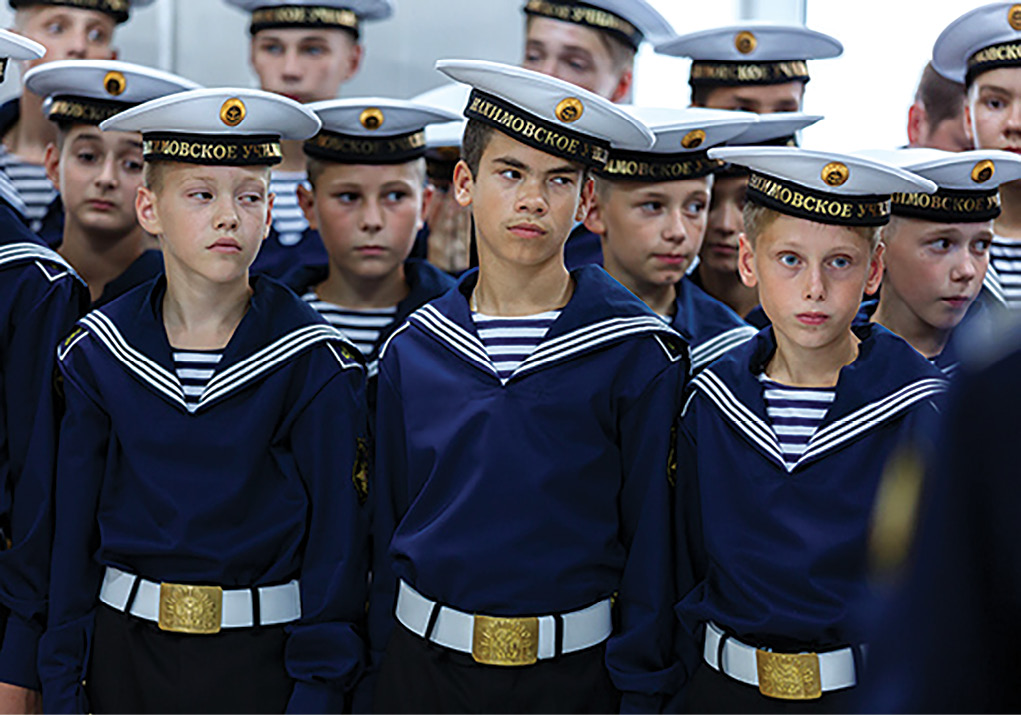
top-left (0, 613), bottom-right (40, 690)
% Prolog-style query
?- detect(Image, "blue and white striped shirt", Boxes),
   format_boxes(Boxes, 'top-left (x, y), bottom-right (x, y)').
top-left (760, 374), bottom-right (836, 471)
top-left (990, 235), bottom-right (1021, 310)
top-left (473, 310), bottom-right (560, 381)
top-left (172, 349), bottom-right (223, 410)
top-left (269, 171), bottom-right (311, 247)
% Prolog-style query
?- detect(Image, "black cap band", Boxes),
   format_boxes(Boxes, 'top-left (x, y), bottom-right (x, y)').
top-left (10, 0), bottom-right (131, 23)
top-left (689, 60), bottom-right (810, 87)
top-left (747, 171), bottom-right (891, 227)
top-left (892, 187), bottom-right (1001, 222)
top-left (464, 89), bottom-right (610, 168)
top-left (966, 40), bottom-right (1021, 86)
top-left (596, 150), bottom-right (721, 181)
top-left (249, 5), bottom-right (359, 37)
top-left (523, 0), bottom-right (642, 50)
top-left (142, 132), bottom-right (283, 166)
top-left (47, 96), bottom-right (132, 125)
top-left (303, 128), bottom-right (427, 164)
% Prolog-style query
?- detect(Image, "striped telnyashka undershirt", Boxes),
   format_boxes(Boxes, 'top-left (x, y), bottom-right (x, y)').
top-left (990, 235), bottom-right (1021, 310)
top-left (269, 172), bottom-right (311, 247)
top-left (172, 349), bottom-right (223, 409)
top-left (472, 310), bottom-right (561, 381)
top-left (759, 374), bottom-right (836, 471)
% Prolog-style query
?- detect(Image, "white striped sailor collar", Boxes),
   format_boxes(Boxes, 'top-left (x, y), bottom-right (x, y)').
top-left (689, 322), bottom-right (949, 472)
top-left (403, 264), bottom-right (687, 383)
top-left (673, 278), bottom-right (758, 373)
top-left (65, 273), bottom-right (363, 414)
top-left (0, 239), bottom-right (83, 284)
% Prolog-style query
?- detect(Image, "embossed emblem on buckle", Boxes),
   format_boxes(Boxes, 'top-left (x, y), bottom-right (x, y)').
top-left (755, 649), bottom-right (822, 700)
top-left (158, 583), bottom-right (223, 634)
top-left (471, 615), bottom-right (539, 666)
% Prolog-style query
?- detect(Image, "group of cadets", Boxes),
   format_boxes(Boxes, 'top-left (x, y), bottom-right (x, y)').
top-left (0, 0), bottom-right (1017, 713)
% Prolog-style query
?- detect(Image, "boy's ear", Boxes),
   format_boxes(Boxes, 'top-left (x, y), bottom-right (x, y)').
top-left (296, 183), bottom-right (318, 230)
top-left (737, 233), bottom-right (758, 288)
top-left (582, 185), bottom-right (606, 236)
top-left (43, 142), bottom-right (61, 190)
top-left (263, 192), bottom-right (274, 241)
top-left (864, 241), bottom-right (885, 296)
top-left (610, 68), bottom-right (633, 104)
top-left (963, 101), bottom-right (975, 147)
top-left (452, 160), bottom-right (474, 209)
top-left (136, 186), bottom-right (161, 236)
top-left (575, 176), bottom-right (595, 223)
top-left (418, 183), bottom-right (434, 233)
top-left (345, 42), bottom-right (364, 81)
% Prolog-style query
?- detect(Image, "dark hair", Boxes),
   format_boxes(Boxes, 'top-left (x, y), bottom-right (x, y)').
top-left (689, 84), bottom-right (714, 107)
top-left (461, 119), bottom-right (497, 177)
top-left (915, 61), bottom-right (965, 126)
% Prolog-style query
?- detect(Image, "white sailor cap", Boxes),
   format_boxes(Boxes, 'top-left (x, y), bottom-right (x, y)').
top-left (932, 3), bottom-right (1021, 86)
top-left (436, 59), bottom-right (653, 169)
top-left (522, 0), bottom-right (675, 49)
top-left (656, 22), bottom-right (843, 88)
top-left (596, 106), bottom-right (757, 182)
top-left (304, 97), bottom-right (460, 164)
top-left (0, 28), bottom-right (43, 85)
top-left (100, 88), bottom-right (321, 167)
top-left (225, 0), bottom-right (394, 36)
top-left (412, 82), bottom-right (470, 150)
top-left (729, 112), bottom-right (823, 146)
top-left (860, 148), bottom-right (1021, 223)
top-left (706, 146), bottom-right (937, 227)
top-left (25, 60), bottom-right (201, 127)
top-left (9, 0), bottom-right (153, 23)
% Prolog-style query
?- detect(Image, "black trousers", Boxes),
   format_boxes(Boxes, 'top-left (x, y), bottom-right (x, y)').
top-left (374, 623), bottom-right (620, 714)
top-left (87, 604), bottom-right (294, 714)
top-left (683, 662), bottom-right (859, 714)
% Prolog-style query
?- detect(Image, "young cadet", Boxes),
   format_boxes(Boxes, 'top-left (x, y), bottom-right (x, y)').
top-left (907, 62), bottom-right (970, 152)
top-left (24, 59), bottom-right (199, 305)
top-left (934, 2), bottom-right (1021, 310)
top-left (585, 106), bottom-right (761, 374)
top-left (0, 29), bottom-right (87, 715)
top-left (674, 146), bottom-right (947, 711)
top-left (370, 60), bottom-right (687, 713)
top-left (225, 0), bottom-right (394, 279)
top-left (692, 113), bottom-right (823, 324)
top-left (519, 0), bottom-right (675, 270)
top-left (285, 98), bottom-right (459, 379)
top-left (38, 88), bottom-right (370, 714)
top-left (862, 148), bottom-right (1021, 377)
top-left (4, 0), bottom-right (152, 240)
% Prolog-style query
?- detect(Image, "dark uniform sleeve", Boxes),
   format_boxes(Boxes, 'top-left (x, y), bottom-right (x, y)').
top-left (38, 346), bottom-right (109, 715)
top-left (284, 350), bottom-right (370, 714)
top-left (0, 272), bottom-right (85, 691)
top-left (608, 353), bottom-right (685, 714)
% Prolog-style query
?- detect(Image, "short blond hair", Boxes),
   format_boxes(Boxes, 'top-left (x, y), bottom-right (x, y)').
top-left (743, 202), bottom-right (882, 251)
top-left (143, 161), bottom-right (272, 195)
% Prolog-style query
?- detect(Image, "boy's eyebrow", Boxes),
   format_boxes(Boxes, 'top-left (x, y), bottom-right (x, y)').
top-left (493, 156), bottom-right (529, 171)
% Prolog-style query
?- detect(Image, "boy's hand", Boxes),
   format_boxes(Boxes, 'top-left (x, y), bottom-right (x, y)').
top-left (0, 682), bottom-right (41, 714)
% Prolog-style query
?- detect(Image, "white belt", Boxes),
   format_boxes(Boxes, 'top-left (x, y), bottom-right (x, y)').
top-left (395, 580), bottom-right (612, 665)
top-left (703, 622), bottom-right (860, 699)
top-left (99, 566), bottom-right (301, 631)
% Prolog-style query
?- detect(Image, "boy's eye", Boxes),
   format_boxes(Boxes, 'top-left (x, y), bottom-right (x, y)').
top-left (261, 42), bottom-right (284, 56)
top-left (640, 201), bottom-right (663, 213)
top-left (567, 59), bottom-right (589, 72)
top-left (76, 151), bottom-right (98, 164)
top-left (301, 45), bottom-right (326, 57)
top-left (985, 97), bottom-right (1007, 110)
top-left (87, 27), bottom-right (109, 44)
top-left (779, 254), bottom-right (800, 267)
top-left (974, 239), bottom-right (992, 253)
top-left (551, 175), bottom-right (573, 186)
top-left (499, 168), bottom-right (521, 180)
top-left (45, 21), bottom-right (65, 35)
top-left (333, 191), bottom-right (359, 203)
top-left (829, 256), bottom-right (851, 269)
top-left (384, 190), bottom-right (408, 202)
top-left (240, 193), bottom-right (264, 204)
top-left (190, 190), bottom-right (213, 200)
top-left (684, 200), bottom-right (707, 216)
top-left (123, 159), bottom-right (143, 173)
top-left (930, 238), bottom-right (953, 252)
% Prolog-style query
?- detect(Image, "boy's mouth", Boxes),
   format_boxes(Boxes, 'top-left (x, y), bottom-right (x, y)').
top-left (796, 312), bottom-right (829, 326)
top-left (653, 253), bottom-right (689, 266)
top-left (941, 295), bottom-right (972, 309)
top-left (507, 222), bottom-right (547, 239)
top-left (209, 237), bottom-right (242, 253)
top-left (86, 199), bottom-right (116, 211)
top-left (355, 245), bottom-right (387, 256)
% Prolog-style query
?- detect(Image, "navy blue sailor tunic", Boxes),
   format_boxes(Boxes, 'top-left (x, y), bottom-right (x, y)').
top-left (0, 210), bottom-right (87, 690)
top-left (39, 275), bottom-right (370, 714)
top-left (671, 278), bottom-right (757, 375)
top-left (674, 324), bottom-right (947, 665)
top-left (370, 265), bottom-right (689, 712)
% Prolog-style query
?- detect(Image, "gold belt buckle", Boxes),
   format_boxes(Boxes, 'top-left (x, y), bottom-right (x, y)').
top-left (471, 614), bottom-right (539, 666)
top-left (158, 582), bottom-right (223, 634)
top-left (755, 649), bottom-right (822, 700)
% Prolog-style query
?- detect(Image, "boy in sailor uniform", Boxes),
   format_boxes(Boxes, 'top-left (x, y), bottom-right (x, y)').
top-left (39, 88), bottom-right (370, 714)
top-left (674, 147), bottom-right (948, 711)
top-left (369, 60), bottom-right (687, 713)
top-left (283, 98), bottom-right (458, 385)
top-left (585, 106), bottom-right (761, 375)
top-left (862, 148), bottom-right (1021, 378)
top-left (25, 60), bottom-right (199, 306)
top-left (0, 29), bottom-right (87, 715)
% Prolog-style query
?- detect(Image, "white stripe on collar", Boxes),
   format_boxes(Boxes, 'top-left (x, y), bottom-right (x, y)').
top-left (0, 243), bottom-right (78, 279)
top-left (691, 370), bottom-right (785, 468)
top-left (690, 326), bottom-right (758, 372)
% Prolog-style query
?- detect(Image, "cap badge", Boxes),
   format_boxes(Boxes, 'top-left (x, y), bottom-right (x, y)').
top-left (822, 162), bottom-right (850, 187)
top-left (735, 30), bottom-right (757, 55)
top-left (220, 98), bottom-right (246, 127)
top-left (1010, 4), bottom-right (1021, 31)
top-left (972, 159), bottom-right (995, 183)
top-left (103, 71), bottom-right (126, 97)
top-left (555, 97), bottom-right (584, 123)
top-left (681, 129), bottom-right (706, 149)
top-left (360, 107), bottom-right (384, 130)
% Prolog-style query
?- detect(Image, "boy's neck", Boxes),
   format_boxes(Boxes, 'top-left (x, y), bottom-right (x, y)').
top-left (162, 268), bottom-right (253, 351)
top-left (277, 139), bottom-right (307, 174)
top-left (765, 327), bottom-right (860, 388)
top-left (472, 249), bottom-right (573, 316)
top-left (2, 92), bottom-right (56, 164)
top-left (316, 262), bottom-right (409, 309)
top-left (872, 293), bottom-right (949, 359)
top-left (995, 180), bottom-right (1021, 238)
top-left (696, 262), bottom-right (758, 318)
top-left (612, 269), bottom-right (676, 317)
top-left (58, 221), bottom-right (148, 304)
